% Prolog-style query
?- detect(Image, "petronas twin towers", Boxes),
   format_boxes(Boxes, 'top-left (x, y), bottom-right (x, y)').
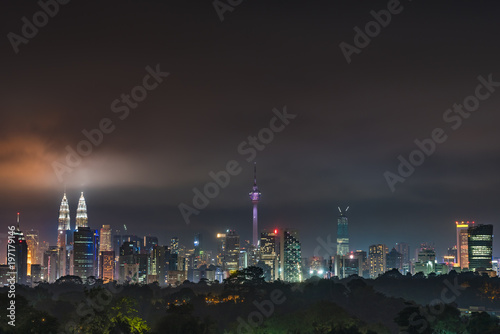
top-left (57, 192), bottom-right (88, 278)
top-left (57, 192), bottom-right (88, 240)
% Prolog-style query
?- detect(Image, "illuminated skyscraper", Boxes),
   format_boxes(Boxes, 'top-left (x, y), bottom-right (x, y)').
top-left (279, 229), bottom-right (302, 282)
top-left (73, 227), bottom-right (95, 281)
top-left (170, 237), bottom-right (179, 255)
top-left (57, 193), bottom-right (71, 248)
top-left (99, 251), bottom-right (115, 283)
top-left (76, 192), bottom-right (88, 228)
top-left (456, 221), bottom-right (472, 269)
top-left (260, 230), bottom-right (279, 281)
top-left (249, 162), bottom-right (261, 248)
top-left (216, 233), bottom-right (226, 267)
top-left (369, 244), bottom-right (387, 278)
top-left (25, 229), bottom-right (39, 276)
top-left (336, 207), bottom-right (349, 256)
top-left (100, 225), bottom-right (112, 252)
top-left (224, 230), bottom-right (240, 273)
top-left (57, 193), bottom-right (71, 278)
top-left (468, 224), bottom-right (493, 271)
top-left (8, 213), bottom-right (28, 285)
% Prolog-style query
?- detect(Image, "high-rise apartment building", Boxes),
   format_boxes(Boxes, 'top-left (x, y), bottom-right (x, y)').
top-left (369, 244), bottom-right (388, 278)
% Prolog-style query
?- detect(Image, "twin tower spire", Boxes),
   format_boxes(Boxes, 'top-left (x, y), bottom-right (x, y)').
top-left (57, 192), bottom-right (88, 232)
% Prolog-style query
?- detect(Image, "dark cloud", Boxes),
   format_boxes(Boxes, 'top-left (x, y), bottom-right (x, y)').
top-left (0, 0), bottom-right (499, 259)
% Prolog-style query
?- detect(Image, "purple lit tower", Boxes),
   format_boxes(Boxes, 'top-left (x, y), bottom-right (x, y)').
top-left (249, 162), bottom-right (261, 248)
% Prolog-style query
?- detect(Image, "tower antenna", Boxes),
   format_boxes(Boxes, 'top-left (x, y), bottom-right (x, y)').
top-left (253, 162), bottom-right (257, 186)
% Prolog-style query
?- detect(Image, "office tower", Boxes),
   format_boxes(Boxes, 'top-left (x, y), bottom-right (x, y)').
top-left (493, 258), bottom-right (500, 276)
top-left (147, 245), bottom-right (164, 284)
top-left (194, 233), bottom-right (202, 262)
top-left (118, 241), bottom-right (147, 283)
top-left (25, 229), bottom-right (39, 276)
top-left (57, 193), bottom-right (71, 277)
top-left (468, 224), bottom-right (493, 271)
top-left (99, 251), bottom-right (115, 283)
top-left (144, 236), bottom-right (159, 253)
top-left (239, 239), bottom-right (258, 267)
top-left (93, 229), bottom-right (100, 277)
top-left (30, 264), bottom-right (42, 286)
top-left (446, 246), bottom-right (458, 264)
top-left (57, 193), bottom-right (71, 248)
top-left (8, 213), bottom-right (28, 285)
top-left (73, 227), bottom-right (95, 280)
top-left (418, 248), bottom-right (436, 263)
top-left (354, 250), bottom-right (369, 278)
top-left (239, 250), bottom-right (248, 269)
top-left (456, 221), bottom-right (472, 269)
top-left (76, 192), bottom-right (88, 228)
top-left (336, 207), bottom-right (349, 256)
top-left (334, 253), bottom-right (360, 278)
top-left (113, 232), bottom-right (123, 254)
top-left (166, 246), bottom-right (178, 272)
top-left (386, 248), bottom-right (403, 272)
top-left (280, 229), bottom-right (302, 282)
top-left (170, 237), bottom-right (179, 254)
top-left (100, 225), bottom-right (112, 252)
top-left (369, 244), bottom-right (388, 278)
top-left (395, 242), bottom-right (410, 266)
top-left (224, 230), bottom-right (240, 272)
top-left (260, 230), bottom-right (279, 281)
top-left (43, 246), bottom-right (59, 283)
top-left (249, 162), bottom-right (261, 248)
top-left (122, 235), bottom-right (142, 252)
top-left (216, 233), bottom-right (226, 268)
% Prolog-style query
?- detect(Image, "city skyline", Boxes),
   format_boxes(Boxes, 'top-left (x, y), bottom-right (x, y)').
top-left (4, 187), bottom-right (498, 263)
top-left (2, 1), bottom-right (500, 269)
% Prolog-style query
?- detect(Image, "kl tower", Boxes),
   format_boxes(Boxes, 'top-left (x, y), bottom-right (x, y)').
top-left (249, 162), bottom-right (261, 248)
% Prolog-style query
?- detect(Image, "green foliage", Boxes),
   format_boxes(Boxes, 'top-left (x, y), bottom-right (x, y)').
top-left (0, 292), bottom-right (59, 334)
top-left (466, 312), bottom-right (500, 334)
top-left (76, 296), bottom-right (150, 334)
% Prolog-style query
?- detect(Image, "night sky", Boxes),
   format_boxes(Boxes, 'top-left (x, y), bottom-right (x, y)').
top-left (1, 0), bottom-right (500, 260)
